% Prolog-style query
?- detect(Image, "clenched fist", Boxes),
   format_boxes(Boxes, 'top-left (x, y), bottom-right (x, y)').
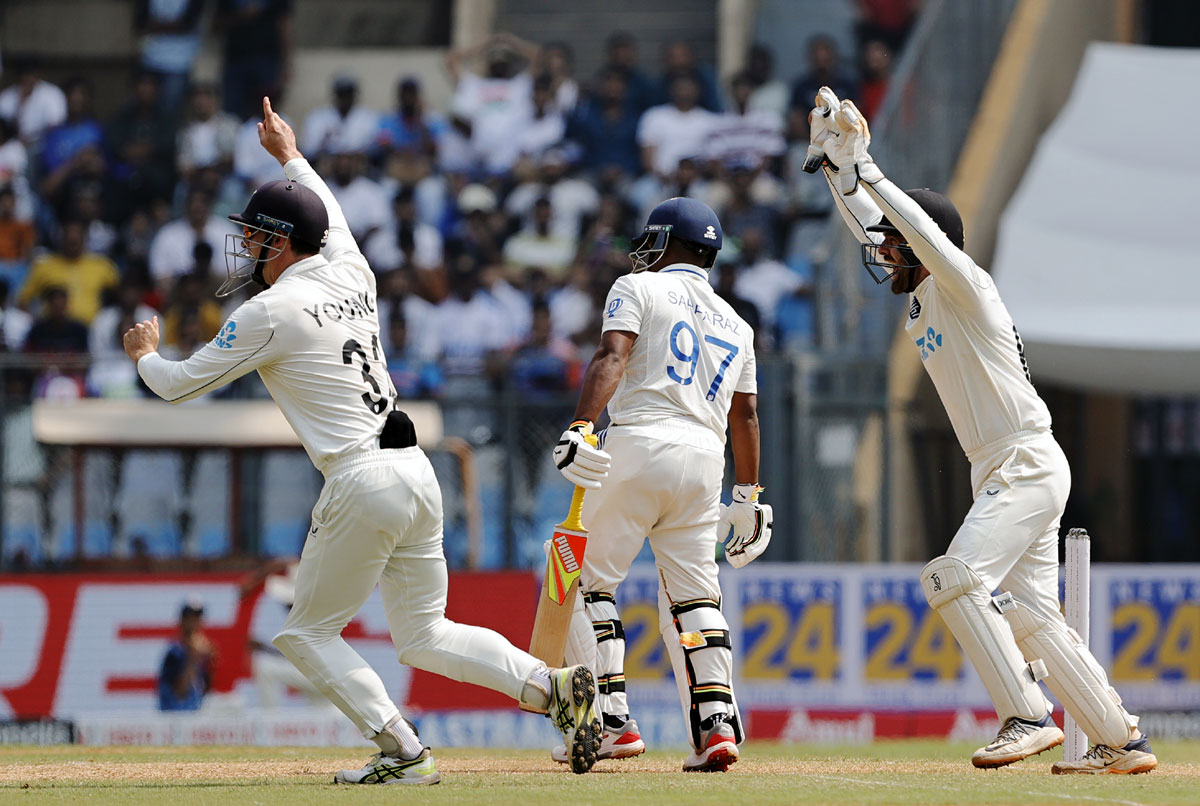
top-left (124, 316), bottom-right (160, 362)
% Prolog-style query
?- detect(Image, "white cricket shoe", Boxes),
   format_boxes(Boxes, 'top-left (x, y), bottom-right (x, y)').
top-left (682, 714), bottom-right (739, 773)
top-left (548, 665), bottom-right (601, 774)
top-left (1052, 735), bottom-right (1158, 775)
top-left (972, 713), bottom-right (1064, 768)
top-left (552, 716), bottom-right (646, 763)
top-left (333, 748), bottom-right (441, 785)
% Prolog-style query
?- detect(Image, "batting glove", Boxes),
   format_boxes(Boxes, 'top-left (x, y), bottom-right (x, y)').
top-left (802, 86), bottom-right (842, 173)
top-left (553, 420), bottom-right (610, 490)
top-left (718, 484), bottom-right (773, 568)
top-left (825, 99), bottom-right (883, 195)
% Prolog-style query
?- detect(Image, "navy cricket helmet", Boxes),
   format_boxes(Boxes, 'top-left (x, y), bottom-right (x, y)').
top-left (220, 180), bottom-right (329, 296)
top-left (629, 196), bottom-right (723, 272)
top-left (861, 188), bottom-right (963, 284)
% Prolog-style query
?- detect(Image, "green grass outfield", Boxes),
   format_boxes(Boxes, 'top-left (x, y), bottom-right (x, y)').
top-left (2, 741), bottom-right (1198, 806)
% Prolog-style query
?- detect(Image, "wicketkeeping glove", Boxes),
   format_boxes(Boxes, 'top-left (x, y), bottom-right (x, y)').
top-left (825, 99), bottom-right (883, 195)
top-left (802, 86), bottom-right (842, 173)
top-left (717, 484), bottom-right (773, 568)
top-left (553, 420), bottom-right (611, 490)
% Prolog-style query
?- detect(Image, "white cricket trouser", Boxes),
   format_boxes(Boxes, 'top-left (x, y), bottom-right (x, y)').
top-left (569, 429), bottom-right (727, 726)
top-left (948, 430), bottom-right (1070, 624)
top-left (272, 448), bottom-right (542, 739)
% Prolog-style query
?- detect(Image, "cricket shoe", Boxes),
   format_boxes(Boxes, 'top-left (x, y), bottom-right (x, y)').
top-left (682, 713), bottom-right (739, 772)
top-left (552, 716), bottom-right (646, 763)
top-left (334, 748), bottom-right (441, 785)
top-left (972, 713), bottom-right (1064, 768)
top-left (1051, 735), bottom-right (1158, 775)
top-left (548, 665), bottom-right (601, 774)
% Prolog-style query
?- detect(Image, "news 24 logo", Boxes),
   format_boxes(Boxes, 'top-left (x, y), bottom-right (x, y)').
top-left (863, 576), bottom-right (962, 682)
top-left (739, 575), bottom-right (840, 681)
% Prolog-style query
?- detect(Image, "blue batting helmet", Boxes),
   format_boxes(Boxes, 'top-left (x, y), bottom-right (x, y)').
top-left (629, 197), bottom-right (723, 272)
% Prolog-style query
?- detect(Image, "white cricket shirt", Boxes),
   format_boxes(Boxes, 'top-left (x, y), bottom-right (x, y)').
top-left (137, 158), bottom-right (397, 474)
top-left (827, 170), bottom-right (1051, 461)
top-left (601, 264), bottom-right (757, 452)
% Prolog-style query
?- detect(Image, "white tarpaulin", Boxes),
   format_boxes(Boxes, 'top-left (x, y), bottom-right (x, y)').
top-left (993, 43), bottom-right (1200, 393)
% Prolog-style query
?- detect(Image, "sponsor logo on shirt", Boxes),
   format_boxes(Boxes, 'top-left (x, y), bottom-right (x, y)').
top-left (909, 298), bottom-right (921, 320)
top-left (915, 326), bottom-right (942, 360)
top-left (607, 298), bottom-right (623, 318)
top-left (214, 321), bottom-right (237, 349)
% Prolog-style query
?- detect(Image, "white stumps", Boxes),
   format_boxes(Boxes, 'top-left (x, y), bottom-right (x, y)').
top-left (1063, 527), bottom-right (1092, 762)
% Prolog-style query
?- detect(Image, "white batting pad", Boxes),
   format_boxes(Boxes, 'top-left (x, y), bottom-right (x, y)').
top-left (921, 556), bottom-right (1052, 721)
top-left (1004, 598), bottom-right (1137, 748)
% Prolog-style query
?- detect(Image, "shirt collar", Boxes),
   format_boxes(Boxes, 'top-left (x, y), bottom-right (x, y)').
top-left (659, 262), bottom-right (708, 279)
top-left (275, 252), bottom-right (328, 283)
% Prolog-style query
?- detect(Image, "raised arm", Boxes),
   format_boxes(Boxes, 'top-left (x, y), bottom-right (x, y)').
top-left (256, 97), bottom-right (365, 268)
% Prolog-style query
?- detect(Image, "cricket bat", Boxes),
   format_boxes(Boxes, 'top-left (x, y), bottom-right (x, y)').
top-left (527, 472), bottom-right (592, 667)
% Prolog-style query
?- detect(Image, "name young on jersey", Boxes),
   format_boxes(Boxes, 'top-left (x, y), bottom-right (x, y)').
top-left (302, 291), bottom-right (377, 327)
top-left (666, 290), bottom-right (741, 334)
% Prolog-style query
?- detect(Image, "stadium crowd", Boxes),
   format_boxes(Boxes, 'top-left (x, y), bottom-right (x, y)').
top-left (0, 0), bottom-right (914, 566)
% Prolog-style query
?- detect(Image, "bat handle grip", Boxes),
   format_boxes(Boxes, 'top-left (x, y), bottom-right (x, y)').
top-left (562, 485), bottom-right (587, 532)
top-left (561, 431), bottom-right (598, 532)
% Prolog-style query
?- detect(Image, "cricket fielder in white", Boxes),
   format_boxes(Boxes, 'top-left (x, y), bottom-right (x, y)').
top-left (123, 98), bottom-right (602, 782)
top-left (807, 87), bottom-right (1156, 774)
top-left (551, 197), bottom-right (773, 772)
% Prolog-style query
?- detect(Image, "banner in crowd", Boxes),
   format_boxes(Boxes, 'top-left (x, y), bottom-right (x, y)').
top-left (1, 564), bottom-right (1196, 744)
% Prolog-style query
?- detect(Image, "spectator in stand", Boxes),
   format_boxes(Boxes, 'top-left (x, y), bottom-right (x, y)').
top-left (774, 271), bottom-right (816, 352)
top-left (706, 71), bottom-right (786, 173)
top-left (176, 83), bottom-right (240, 188)
top-left (567, 68), bottom-right (641, 180)
top-left (637, 73), bottom-right (719, 180)
top-left (106, 70), bottom-right (177, 220)
top-left (215, 0), bottom-right (292, 119)
top-left (39, 141), bottom-right (111, 228)
top-left (117, 204), bottom-right (171, 288)
top-left (148, 187), bottom-right (235, 291)
top-left (573, 192), bottom-right (633, 275)
top-left (386, 312), bottom-right (445, 400)
top-left (24, 286), bottom-right (88, 354)
top-left (512, 74), bottom-right (566, 166)
top-left (158, 599), bottom-right (214, 712)
top-left (548, 264), bottom-right (597, 342)
top-left (445, 31), bottom-right (540, 176)
top-left (433, 256), bottom-right (513, 388)
top-left (506, 148), bottom-right (599, 241)
top-left (541, 42), bottom-right (579, 115)
top-left (0, 186), bottom-right (34, 266)
top-left (745, 43), bottom-right (789, 121)
top-left (857, 38), bottom-right (894, 119)
top-left (728, 225), bottom-right (805, 341)
top-left (634, 155), bottom-right (719, 225)
top-left (713, 261), bottom-right (763, 351)
top-left (657, 40), bottom-right (723, 112)
top-left (600, 32), bottom-right (656, 114)
top-left (67, 185), bottom-right (118, 257)
top-left (133, 0), bottom-right (205, 114)
top-left (162, 243), bottom-right (224, 347)
top-left (364, 185), bottom-right (444, 275)
top-left (503, 197), bottom-right (577, 283)
top-left (445, 183), bottom-right (504, 267)
top-left (720, 156), bottom-right (783, 258)
top-left (377, 265), bottom-right (439, 363)
top-left (375, 76), bottom-right (445, 162)
top-left (302, 74), bottom-right (379, 161)
top-left (39, 78), bottom-right (103, 183)
top-left (790, 35), bottom-right (857, 116)
top-left (88, 283), bottom-right (156, 398)
top-left (326, 150), bottom-right (389, 245)
top-left (20, 220), bottom-right (118, 325)
top-left (855, 0), bottom-right (920, 54)
top-left (0, 118), bottom-right (33, 222)
top-left (0, 56), bottom-right (66, 145)
top-left (0, 279), bottom-right (33, 349)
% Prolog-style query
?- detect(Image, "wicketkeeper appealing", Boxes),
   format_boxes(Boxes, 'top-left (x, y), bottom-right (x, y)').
top-left (808, 87), bottom-right (1155, 774)
top-left (123, 97), bottom-right (601, 783)
top-left (551, 197), bottom-right (773, 772)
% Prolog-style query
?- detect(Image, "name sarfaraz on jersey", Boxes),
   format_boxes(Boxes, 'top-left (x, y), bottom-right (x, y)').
top-left (666, 290), bottom-right (740, 334)
top-left (302, 291), bottom-right (376, 327)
